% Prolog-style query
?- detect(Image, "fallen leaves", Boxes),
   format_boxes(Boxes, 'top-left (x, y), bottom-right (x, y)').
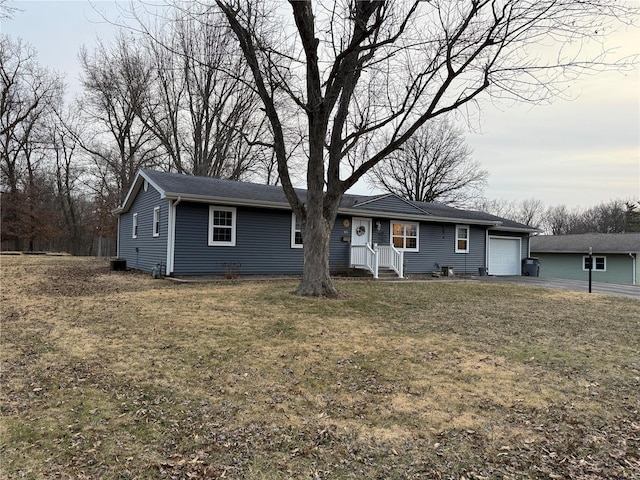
top-left (2, 256), bottom-right (639, 479)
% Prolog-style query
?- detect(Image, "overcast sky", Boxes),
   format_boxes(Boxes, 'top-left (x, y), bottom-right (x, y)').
top-left (2, 0), bottom-right (639, 209)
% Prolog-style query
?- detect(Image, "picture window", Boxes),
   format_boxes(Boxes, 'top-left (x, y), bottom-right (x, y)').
top-left (391, 222), bottom-right (418, 251)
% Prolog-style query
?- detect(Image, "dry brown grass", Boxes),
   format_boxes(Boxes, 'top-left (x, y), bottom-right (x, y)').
top-left (1, 255), bottom-right (639, 479)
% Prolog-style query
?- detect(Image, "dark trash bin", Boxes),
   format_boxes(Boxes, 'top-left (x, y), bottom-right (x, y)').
top-left (522, 257), bottom-right (540, 277)
top-left (478, 267), bottom-right (487, 276)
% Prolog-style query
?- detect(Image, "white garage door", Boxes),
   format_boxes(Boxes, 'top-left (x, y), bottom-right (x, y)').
top-left (488, 237), bottom-right (521, 276)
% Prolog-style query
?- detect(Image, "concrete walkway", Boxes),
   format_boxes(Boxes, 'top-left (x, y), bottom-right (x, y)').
top-left (475, 275), bottom-right (640, 299)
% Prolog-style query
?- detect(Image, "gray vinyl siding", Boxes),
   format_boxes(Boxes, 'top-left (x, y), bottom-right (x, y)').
top-left (407, 223), bottom-right (486, 275)
top-left (330, 215), bottom-right (353, 271)
top-left (118, 185), bottom-right (169, 273)
top-left (362, 219), bottom-right (486, 275)
top-left (173, 202), bottom-right (352, 275)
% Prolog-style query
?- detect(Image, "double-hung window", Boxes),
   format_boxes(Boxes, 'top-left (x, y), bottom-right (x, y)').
top-left (153, 207), bottom-right (160, 237)
top-left (208, 206), bottom-right (236, 246)
top-left (391, 222), bottom-right (418, 251)
top-left (291, 213), bottom-right (303, 248)
top-left (132, 213), bottom-right (138, 238)
top-left (583, 256), bottom-right (606, 271)
top-left (455, 225), bottom-right (470, 253)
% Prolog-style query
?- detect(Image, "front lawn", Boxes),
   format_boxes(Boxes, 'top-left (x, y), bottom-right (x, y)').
top-left (1, 256), bottom-right (638, 479)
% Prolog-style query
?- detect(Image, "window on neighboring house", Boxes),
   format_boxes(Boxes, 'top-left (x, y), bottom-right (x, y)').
top-left (208, 206), bottom-right (236, 246)
top-left (132, 213), bottom-right (138, 238)
top-left (391, 222), bottom-right (419, 251)
top-left (291, 213), bottom-right (303, 248)
top-left (583, 256), bottom-right (606, 271)
top-left (455, 225), bottom-right (470, 253)
top-left (153, 207), bottom-right (160, 237)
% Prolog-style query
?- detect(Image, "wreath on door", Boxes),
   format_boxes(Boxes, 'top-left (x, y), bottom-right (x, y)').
top-left (356, 225), bottom-right (366, 236)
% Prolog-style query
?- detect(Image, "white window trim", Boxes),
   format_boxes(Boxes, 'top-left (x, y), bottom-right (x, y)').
top-left (153, 206), bottom-right (160, 237)
top-left (390, 221), bottom-right (419, 252)
top-left (291, 213), bottom-right (303, 249)
top-left (583, 255), bottom-right (606, 272)
top-left (455, 225), bottom-right (470, 253)
top-left (208, 206), bottom-right (236, 247)
top-left (132, 213), bottom-right (138, 239)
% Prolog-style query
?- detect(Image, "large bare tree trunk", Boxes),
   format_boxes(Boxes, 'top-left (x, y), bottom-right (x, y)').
top-left (296, 209), bottom-right (336, 297)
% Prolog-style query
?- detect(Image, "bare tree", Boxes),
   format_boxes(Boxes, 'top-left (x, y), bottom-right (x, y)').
top-left (516, 198), bottom-right (546, 228)
top-left (125, 3), bottom-right (271, 180)
top-left (625, 201), bottom-right (640, 232)
top-left (46, 107), bottom-right (96, 254)
top-left (1, 35), bottom-right (64, 250)
top-left (544, 199), bottom-right (637, 234)
top-left (78, 34), bottom-right (160, 203)
top-left (134, 29), bottom-right (185, 173)
top-left (211, 0), bottom-right (637, 296)
top-left (0, 1), bottom-right (17, 20)
top-left (179, 12), bottom-right (265, 179)
top-left (483, 198), bottom-right (640, 234)
top-left (475, 197), bottom-right (545, 229)
top-left (370, 118), bottom-right (487, 206)
top-left (543, 204), bottom-right (570, 235)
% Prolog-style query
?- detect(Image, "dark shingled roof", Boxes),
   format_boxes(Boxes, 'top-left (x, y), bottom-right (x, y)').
top-left (530, 233), bottom-right (640, 254)
top-left (143, 169), bottom-right (302, 205)
top-left (120, 169), bottom-right (537, 232)
top-left (351, 194), bottom-right (431, 216)
top-left (413, 200), bottom-right (534, 231)
top-left (141, 169), bottom-right (372, 208)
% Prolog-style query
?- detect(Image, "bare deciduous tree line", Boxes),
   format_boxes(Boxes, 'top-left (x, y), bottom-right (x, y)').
top-left (475, 198), bottom-right (640, 235)
top-left (1, 3), bottom-right (277, 254)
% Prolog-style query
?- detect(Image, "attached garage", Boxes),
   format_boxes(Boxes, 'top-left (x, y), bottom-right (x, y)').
top-left (488, 236), bottom-right (521, 275)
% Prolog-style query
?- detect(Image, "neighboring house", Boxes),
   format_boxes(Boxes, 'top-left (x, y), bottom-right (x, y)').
top-left (530, 233), bottom-right (640, 286)
top-left (114, 169), bottom-right (537, 278)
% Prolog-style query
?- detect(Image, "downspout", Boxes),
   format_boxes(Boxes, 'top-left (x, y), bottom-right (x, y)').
top-left (485, 229), bottom-right (489, 274)
top-left (630, 253), bottom-right (637, 286)
top-left (166, 196), bottom-right (182, 276)
top-left (116, 216), bottom-right (121, 258)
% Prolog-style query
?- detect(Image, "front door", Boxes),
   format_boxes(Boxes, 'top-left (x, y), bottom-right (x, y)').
top-left (351, 217), bottom-right (372, 247)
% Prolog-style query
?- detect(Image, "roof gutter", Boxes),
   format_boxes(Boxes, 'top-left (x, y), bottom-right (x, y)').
top-left (161, 192), bottom-right (503, 226)
top-left (337, 207), bottom-right (503, 227)
top-left (490, 226), bottom-right (542, 234)
top-left (163, 192), bottom-right (292, 211)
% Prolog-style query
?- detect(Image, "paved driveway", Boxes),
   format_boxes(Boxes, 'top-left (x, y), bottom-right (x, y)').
top-left (475, 275), bottom-right (640, 299)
